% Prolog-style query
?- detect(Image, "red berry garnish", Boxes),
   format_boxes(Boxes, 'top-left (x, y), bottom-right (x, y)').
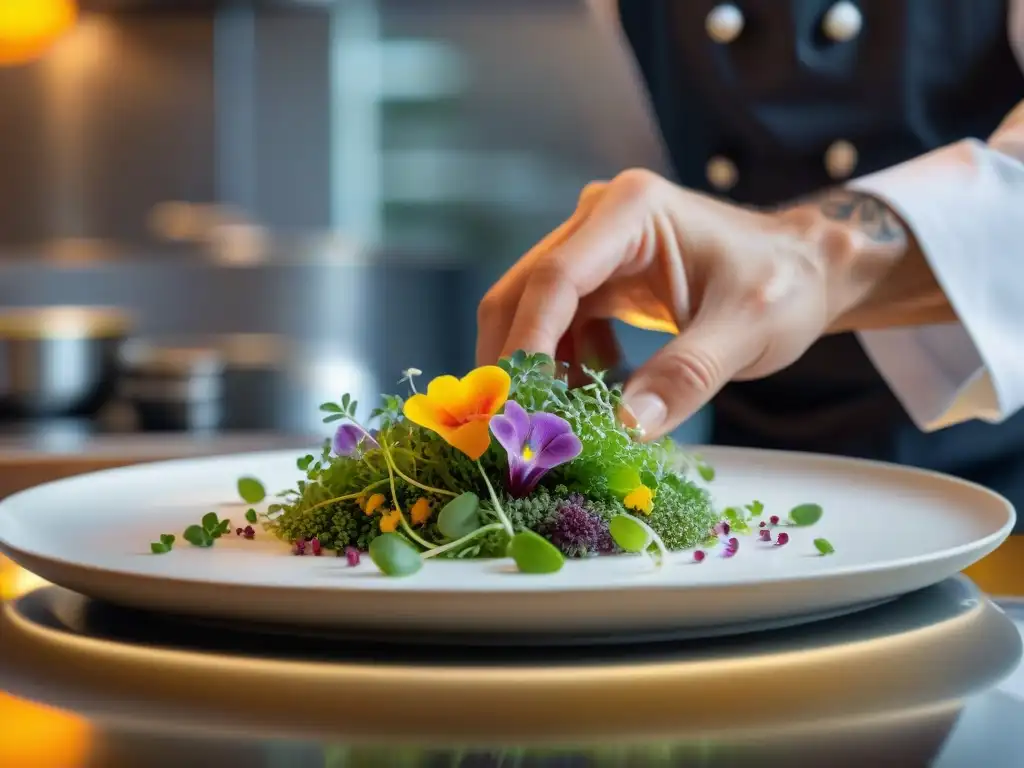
top-left (693, 549), bottom-right (706, 563)
top-left (721, 537), bottom-right (739, 558)
top-left (769, 515), bottom-right (780, 525)
top-left (243, 526), bottom-right (255, 540)
top-left (759, 521), bottom-right (767, 528)
top-left (345, 546), bottom-right (361, 567)
top-left (311, 537), bottom-right (322, 556)
top-left (759, 529), bottom-right (772, 542)
top-left (775, 532), bottom-right (790, 547)
top-left (713, 521), bottom-right (731, 536)
top-left (236, 528), bottom-right (243, 536)
top-left (292, 539), bottom-right (306, 556)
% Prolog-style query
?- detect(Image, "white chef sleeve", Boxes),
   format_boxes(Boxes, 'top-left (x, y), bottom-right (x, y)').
top-left (847, 99), bottom-right (1024, 432)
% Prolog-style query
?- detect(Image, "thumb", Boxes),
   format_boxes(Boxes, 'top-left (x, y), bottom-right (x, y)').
top-left (620, 312), bottom-right (762, 440)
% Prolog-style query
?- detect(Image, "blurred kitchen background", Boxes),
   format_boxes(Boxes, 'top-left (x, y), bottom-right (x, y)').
top-left (0, 0), bottom-right (708, 443)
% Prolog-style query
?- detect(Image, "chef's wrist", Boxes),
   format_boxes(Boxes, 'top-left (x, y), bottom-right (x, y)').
top-left (776, 190), bottom-right (953, 333)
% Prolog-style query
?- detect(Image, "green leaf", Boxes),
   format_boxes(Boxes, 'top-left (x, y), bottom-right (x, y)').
top-left (746, 500), bottom-right (764, 516)
top-left (245, 508), bottom-right (258, 524)
top-left (640, 469), bottom-right (659, 489)
top-left (369, 534), bottom-right (423, 577)
top-left (697, 463), bottom-right (716, 482)
top-left (790, 503), bottom-right (824, 527)
top-left (437, 492), bottom-right (482, 539)
top-left (341, 393), bottom-right (351, 411)
top-left (150, 542), bottom-right (170, 554)
top-left (319, 402), bottom-right (342, 413)
top-left (509, 531), bottom-right (565, 574)
top-left (237, 477), bottom-right (266, 504)
top-left (202, 512), bottom-right (220, 533)
top-left (297, 455), bottom-right (314, 471)
top-left (214, 519), bottom-right (232, 538)
top-left (609, 515), bottom-right (652, 554)
top-left (607, 466), bottom-right (643, 497)
top-left (814, 538), bottom-right (835, 555)
top-left (159, 534), bottom-right (175, 548)
top-left (183, 525), bottom-right (213, 548)
top-left (322, 413), bottom-right (346, 424)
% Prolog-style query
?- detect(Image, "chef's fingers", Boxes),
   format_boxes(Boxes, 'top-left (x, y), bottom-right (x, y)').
top-left (476, 182), bottom-right (607, 366)
top-left (620, 307), bottom-right (761, 440)
top-left (498, 177), bottom-right (652, 359)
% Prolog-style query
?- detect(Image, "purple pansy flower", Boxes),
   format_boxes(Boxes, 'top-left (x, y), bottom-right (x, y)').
top-left (489, 400), bottom-right (582, 498)
top-left (332, 424), bottom-right (380, 457)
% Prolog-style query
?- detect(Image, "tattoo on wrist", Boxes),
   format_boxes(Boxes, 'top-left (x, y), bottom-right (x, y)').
top-left (816, 190), bottom-right (907, 245)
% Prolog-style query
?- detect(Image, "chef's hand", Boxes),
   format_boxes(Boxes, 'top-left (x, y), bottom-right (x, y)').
top-left (476, 169), bottom-right (950, 440)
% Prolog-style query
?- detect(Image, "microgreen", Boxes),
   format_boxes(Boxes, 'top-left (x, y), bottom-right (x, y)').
top-left (184, 524), bottom-right (214, 548)
top-left (509, 530), bottom-right (565, 574)
top-left (814, 538), bottom-right (835, 555)
top-left (789, 504), bottom-right (823, 527)
top-left (219, 351), bottom-right (722, 574)
top-left (237, 477), bottom-right (266, 505)
top-left (150, 533), bottom-right (175, 555)
top-left (245, 508), bottom-right (258, 524)
top-left (608, 514), bottom-right (668, 567)
top-left (369, 533), bottom-right (422, 577)
top-left (437, 492), bottom-right (482, 540)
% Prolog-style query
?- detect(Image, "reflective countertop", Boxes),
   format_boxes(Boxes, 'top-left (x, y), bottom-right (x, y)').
top-left (1, 553), bottom-right (1024, 768)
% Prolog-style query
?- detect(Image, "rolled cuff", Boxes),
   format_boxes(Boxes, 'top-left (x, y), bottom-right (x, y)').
top-left (848, 138), bottom-right (1024, 431)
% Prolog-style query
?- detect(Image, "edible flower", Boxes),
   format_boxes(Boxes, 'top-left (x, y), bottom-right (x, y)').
top-left (332, 424), bottom-right (379, 457)
top-left (364, 493), bottom-right (386, 516)
top-left (489, 400), bottom-right (582, 498)
top-left (403, 365), bottom-right (511, 460)
top-left (410, 497), bottom-right (432, 526)
top-left (623, 484), bottom-right (655, 515)
top-left (380, 509), bottom-right (401, 533)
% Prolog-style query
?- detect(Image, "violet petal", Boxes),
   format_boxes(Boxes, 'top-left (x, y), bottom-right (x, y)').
top-left (489, 401), bottom-right (530, 456)
top-left (530, 431), bottom-right (583, 470)
top-left (332, 424), bottom-right (363, 456)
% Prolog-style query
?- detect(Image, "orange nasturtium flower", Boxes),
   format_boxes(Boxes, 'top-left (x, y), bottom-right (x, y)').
top-left (380, 509), bottom-right (401, 533)
top-left (410, 497), bottom-right (433, 526)
top-left (402, 365), bottom-right (511, 460)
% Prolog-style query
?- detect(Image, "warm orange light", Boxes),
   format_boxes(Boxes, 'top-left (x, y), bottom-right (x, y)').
top-left (0, 0), bottom-right (78, 66)
top-left (0, 694), bottom-right (91, 767)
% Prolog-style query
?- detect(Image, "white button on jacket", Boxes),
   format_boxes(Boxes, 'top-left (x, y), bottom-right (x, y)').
top-left (822, 1), bottom-right (863, 43)
top-left (705, 4), bottom-right (744, 44)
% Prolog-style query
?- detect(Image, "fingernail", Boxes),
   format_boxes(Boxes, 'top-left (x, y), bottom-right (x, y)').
top-left (622, 392), bottom-right (667, 435)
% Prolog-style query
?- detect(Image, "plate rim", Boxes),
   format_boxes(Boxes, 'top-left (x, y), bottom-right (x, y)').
top-left (0, 445), bottom-right (1015, 596)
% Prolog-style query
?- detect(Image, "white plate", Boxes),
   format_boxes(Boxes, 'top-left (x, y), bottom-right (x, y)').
top-left (0, 447), bottom-right (1014, 636)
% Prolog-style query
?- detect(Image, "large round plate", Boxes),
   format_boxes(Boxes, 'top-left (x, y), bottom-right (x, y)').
top-left (0, 447), bottom-right (1014, 636)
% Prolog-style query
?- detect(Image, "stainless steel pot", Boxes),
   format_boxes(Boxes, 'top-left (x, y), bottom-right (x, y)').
top-left (0, 307), bottom-right (132, 418)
